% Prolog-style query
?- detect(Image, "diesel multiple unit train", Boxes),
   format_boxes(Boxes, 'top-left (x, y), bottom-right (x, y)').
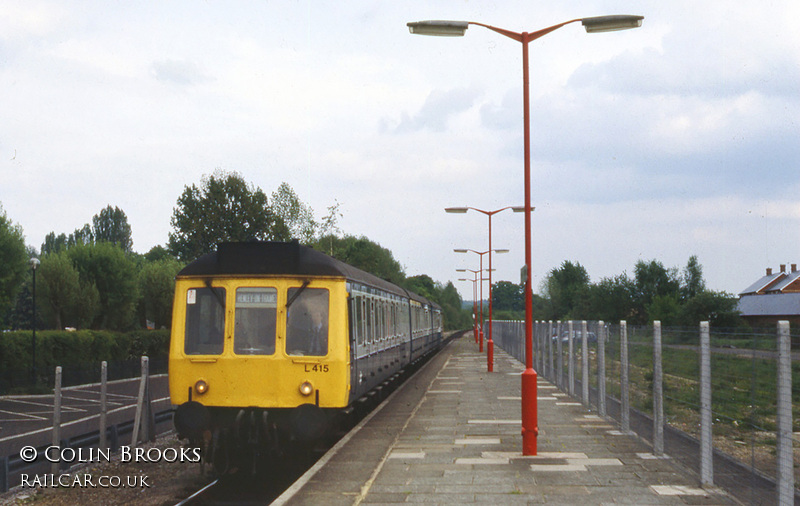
top-left (169, 241), bottom-right (443, 469)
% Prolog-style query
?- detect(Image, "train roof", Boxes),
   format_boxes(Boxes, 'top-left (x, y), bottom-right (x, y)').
top-left (177, 241), bottom-right (440, 310)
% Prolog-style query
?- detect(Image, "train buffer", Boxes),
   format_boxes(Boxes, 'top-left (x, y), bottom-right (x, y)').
top-left (274, 333), bottom-right (738, 505)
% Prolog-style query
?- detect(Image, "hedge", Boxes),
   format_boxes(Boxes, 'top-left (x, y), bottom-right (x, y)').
top-left (0, 329), bottom-right (170, 394)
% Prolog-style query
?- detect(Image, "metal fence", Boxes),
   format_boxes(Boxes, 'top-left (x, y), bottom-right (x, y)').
top-left (0, 356), bottom-right (168, 396)
top-left (491, 319), bottom-right (799, 506)
top-left (0, 357), bottom-right (172, 493)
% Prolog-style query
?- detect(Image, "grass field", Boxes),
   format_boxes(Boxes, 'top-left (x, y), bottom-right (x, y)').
top-left (562, 323), bottom-right (800, 487)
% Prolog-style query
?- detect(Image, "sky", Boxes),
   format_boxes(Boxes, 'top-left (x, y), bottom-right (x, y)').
top-left (1, 1), bottom-right (798, 300)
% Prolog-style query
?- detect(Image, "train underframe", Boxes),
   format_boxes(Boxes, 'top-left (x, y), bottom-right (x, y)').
top-left (174, 401), bottom-right (350, 475)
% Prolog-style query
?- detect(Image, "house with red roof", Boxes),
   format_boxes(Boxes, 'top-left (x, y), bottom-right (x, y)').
top-left (737, 264), bottom-right (800, 326)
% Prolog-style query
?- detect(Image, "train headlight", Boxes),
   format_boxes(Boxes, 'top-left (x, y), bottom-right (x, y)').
top-left (194, 379), bottom-right (209, 395)
top-left (299, 381), bottom-right (314, 396)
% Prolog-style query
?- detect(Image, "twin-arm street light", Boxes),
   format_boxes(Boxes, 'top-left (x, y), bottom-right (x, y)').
top-left (456, 266), bottom-right (495, 349)
top-left (447, 206), bottom-right (522, 372)
top-left (454, 248), bottom-right (508, 359)
top-left (456, 270), bottom-right (480, 345)
top-left (410, 14), bottom-right (644, 455)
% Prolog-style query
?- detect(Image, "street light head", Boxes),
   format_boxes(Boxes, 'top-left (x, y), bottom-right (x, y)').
top-left (456, 269), bottom-right (467, 272)
top-left (494, 249), bottom-right (510, 254)
top-left (453, 249), bottom-right (468, 253)
top-left (445, 207), bottom-right (469, 213)
top-left (407, 20), bottom-right (469, 37)
top-left (30, 257), bottom-right (40, 270)
top-left (582, 15), bottom-right (643, 33)
top-left (512, 206), bottom-right (535, 213)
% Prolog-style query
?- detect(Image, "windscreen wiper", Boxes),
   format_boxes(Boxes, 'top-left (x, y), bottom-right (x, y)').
top-left (286, 280), bottom-right (311, 310)
top-left (204, 279), bottom-right (226, 310)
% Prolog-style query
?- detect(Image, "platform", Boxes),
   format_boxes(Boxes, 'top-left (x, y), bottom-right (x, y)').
top-left (275, 334), bottom-right (737, 505)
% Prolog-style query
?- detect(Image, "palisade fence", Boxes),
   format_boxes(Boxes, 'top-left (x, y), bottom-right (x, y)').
top-left (491, 319), bottom-right (799, 506)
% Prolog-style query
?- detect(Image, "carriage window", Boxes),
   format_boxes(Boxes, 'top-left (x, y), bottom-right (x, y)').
top-left (184, 287), bottom-right (225, 355)
top-left (286, 287), bottom-right (329, 356)
top-left (355, 295), bottom-right (365, 346)
top-left (366, 298), bottom-right (373, 344)
top-left (234, 288), bottom-right (277, 355)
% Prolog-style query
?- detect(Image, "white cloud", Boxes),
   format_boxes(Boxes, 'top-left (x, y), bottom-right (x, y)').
top-left (0, 0), bottom-right (798, 300)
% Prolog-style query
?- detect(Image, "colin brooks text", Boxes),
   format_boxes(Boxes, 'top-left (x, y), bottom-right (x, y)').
top-left (21, 474), bottom-right (150, 489)
top-left (19, 445), bottom-right (201, 464)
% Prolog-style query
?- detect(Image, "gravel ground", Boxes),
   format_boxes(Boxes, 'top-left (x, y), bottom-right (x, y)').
top-left (1, 435), bottom-right (210, 506)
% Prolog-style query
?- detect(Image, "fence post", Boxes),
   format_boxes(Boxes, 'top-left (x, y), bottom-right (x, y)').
top-left (620, 321), bottom-right (630, 433)
top-left (581, 320), bottom-right (589, 407)
top-left (533, 321), bottom-right (538, 371)
top-left (776, 321), bottom-right (794, 504)
top-left (538, 321), bottom-right (544, 374)
top-left (0, 455), bottom-right (7, 493)
top-left (556, 320), bottom-right (563, 389)
top-left (653, 321), bottom-right (664, 456)
top-left (51, 366), bottom-right (62, 475)
top-left (548, 320), bottom-right (554, 381)
top-left (131, 356), bottom-right (153, 447)
top-left (100, 361), bottom-right (108, 449)
top-left (568, 320), bottom-right (575, 396)
top-left (699, 321), bottom-right (713, 486)
top-left (598, 321), bottom-right (606, 417)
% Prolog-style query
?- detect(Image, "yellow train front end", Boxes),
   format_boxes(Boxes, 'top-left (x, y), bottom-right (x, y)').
top-left (169, 273), bottom-right (350, 448)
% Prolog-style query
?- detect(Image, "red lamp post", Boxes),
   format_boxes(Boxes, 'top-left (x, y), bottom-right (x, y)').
top-left (457, 270), bottom-right (480, 345)
top-left (456, 267), bottom-right (492, 349)
top-left (454, 248), bottom-right (508, 357)
top-left (409, 14), bottom-right (644, 456)
top-left (447, 206), bottom-right (521, 372)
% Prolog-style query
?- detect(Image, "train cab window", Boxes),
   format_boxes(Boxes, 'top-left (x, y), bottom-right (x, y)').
top-left (234, 288), bottom-right (277, 355)
top-left (286, 287), bottom-right (329, 356)
top-left (184, 287), bottom-right (225, 355)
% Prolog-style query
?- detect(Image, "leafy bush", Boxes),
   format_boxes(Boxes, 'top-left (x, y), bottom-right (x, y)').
top-left (0, 329), bottom-right (169, 394)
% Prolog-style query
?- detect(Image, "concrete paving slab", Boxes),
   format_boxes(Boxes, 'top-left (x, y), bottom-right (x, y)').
top-left (279, 335), bottom-right (739, 505)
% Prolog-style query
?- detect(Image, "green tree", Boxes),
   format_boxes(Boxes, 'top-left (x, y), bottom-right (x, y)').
top-left (68, 242), bottom-right (138, 330)
top-left (581, 274), bottom-right (638, 323)
top-left (680, 255), bottom-right (705, 301)
top-left (438, 281), bottom-right (470, 330)
top-left (143, 245), bottom-right (174, 263)
top-left (271, 182), bottom-right (317, 243)
top-left (168, 170), bottom-right (290, 261)
top-left (405, 275), bottom-right (436, 300)
top-left (67, 224), bottom-right (93, 247)
top-left (542, 261), bottom-right (590, 319)
top-left (313, 234), bottom-right (406, 286)
top-left (492, 281), bottom-right (524, 312)
top-left (647, 294), bottom-right (682, 326)
top-left (39, 251), bottom-right (80, 329)
top-left (633, 259), bottom-right (680, 322)
top-left (318, 200), bottom-right (343, 255)
top-left (41, 232), bottom-right (68, 256)
top-left (92, 205), bottom-right (133, 252)
top-left (678, 291), bottom-right (740, 328)
top-left (0, 205), bottom-right (28, 327)
top-left (139, 258), bottom-right (183, 329)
